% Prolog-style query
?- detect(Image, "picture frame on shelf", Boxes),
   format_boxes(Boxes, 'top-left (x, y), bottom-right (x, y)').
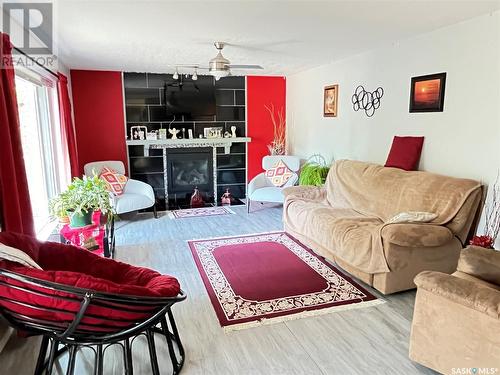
top-left (409, 72), bottom-right (446, 113)
top-left (323, 84), bottom-right (338, 117)
top-left (204, 127), bottom-right (223, 138)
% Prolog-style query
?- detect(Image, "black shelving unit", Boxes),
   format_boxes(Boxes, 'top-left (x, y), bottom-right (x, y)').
top-left (123, 73), bottom-right (247, 210)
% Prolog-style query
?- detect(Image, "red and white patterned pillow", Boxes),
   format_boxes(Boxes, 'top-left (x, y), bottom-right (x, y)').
top-left (100, 167), bottom-right (128, 196)
top-left (265, 160), bottom-right (294, 187)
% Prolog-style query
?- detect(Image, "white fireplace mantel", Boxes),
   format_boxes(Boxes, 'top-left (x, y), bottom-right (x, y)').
top-left (126, 137), bottom-right (251, 155)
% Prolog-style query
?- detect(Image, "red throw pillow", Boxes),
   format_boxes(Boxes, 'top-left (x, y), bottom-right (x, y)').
top-left (385, 136), bottom-right (424, 171)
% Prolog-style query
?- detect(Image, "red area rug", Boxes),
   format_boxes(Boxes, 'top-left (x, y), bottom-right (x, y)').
top-left (188, 232), bottom-right (382, 331)
top-left (168, 206), bottom-right (235, 219)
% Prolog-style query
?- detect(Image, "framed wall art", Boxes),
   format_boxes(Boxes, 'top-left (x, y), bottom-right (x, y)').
top-left (323, 84), bottom-right (338, 117)
top-left (409, 72), bottom-right (446, 113)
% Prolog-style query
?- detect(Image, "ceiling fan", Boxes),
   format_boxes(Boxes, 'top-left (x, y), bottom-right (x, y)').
top-left (175, 42), bottom-right (264, 80)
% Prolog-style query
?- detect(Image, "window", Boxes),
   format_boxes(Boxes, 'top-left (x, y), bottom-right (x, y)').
top-left (15, 67), bottom-right (69, 237)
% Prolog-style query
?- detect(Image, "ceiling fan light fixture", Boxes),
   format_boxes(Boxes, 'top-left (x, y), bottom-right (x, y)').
top-left (210, 69), bottom-right (229, 80)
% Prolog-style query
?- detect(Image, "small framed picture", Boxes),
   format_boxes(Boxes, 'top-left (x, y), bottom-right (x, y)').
top-left (409, 72), bottom-right (446, 113)
top-left (323, 85), bottom-right (338, 117)
top-left (203, 127), bottom-right (223, 138)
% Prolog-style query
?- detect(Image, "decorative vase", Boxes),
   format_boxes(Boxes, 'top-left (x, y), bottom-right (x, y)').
top-left (69, 210), bottom-right (94, 228)
top-left (190, 187), bottom-right (204, 208)
top-left (221, 188), bottom-right (232, 205)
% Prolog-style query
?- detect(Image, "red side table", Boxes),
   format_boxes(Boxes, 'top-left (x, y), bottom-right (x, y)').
top-left (59, 211), bottom-right (115, 258)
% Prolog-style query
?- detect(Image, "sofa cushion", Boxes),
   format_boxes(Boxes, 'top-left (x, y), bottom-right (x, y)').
top-left (456, 246), bottom-right (500, 286)
top-left (453, 271), bottom-right (500, 291)
top-left (326, 160), bottom-right (481, 224)
top-left (385, 136), bottom-right (424, 171)
top-left (381, 224), bottom-right (453, 247)
top-left (284, 199), bottom-right (388, 273)
top-left (114, 193), bottom-right (154, 214)
top-left (249, 186), bottom-right (285, 203)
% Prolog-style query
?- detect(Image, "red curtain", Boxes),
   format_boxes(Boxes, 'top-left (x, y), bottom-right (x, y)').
top-left (0, 33), bottom-right (35, 236)
top-left (57, 73), bottom-right (79, 178)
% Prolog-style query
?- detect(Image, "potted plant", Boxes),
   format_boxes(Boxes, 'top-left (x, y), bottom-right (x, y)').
top-left (50, 175), bottom-right (113, 228)
top-left (299, 155), bottom-right (332, 186)
top-left (48, 190), bottom-right (71, 224)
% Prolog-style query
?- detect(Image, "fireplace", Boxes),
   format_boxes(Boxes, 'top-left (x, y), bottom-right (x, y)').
top-left (166, 148), bottom-right (213, 204)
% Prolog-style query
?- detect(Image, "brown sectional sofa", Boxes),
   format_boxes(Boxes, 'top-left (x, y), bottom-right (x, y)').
top-left (283, 160), bottom-right (482, 294)
top-left (409, 246), bottom-right (500, 373)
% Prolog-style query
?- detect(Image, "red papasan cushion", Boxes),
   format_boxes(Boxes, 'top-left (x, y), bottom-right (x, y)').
top-left (0, 232), bottom-right (181, 332)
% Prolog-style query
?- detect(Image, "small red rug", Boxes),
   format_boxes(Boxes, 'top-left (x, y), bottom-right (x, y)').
top-left (189, 232), bottom-right (382, 331)
top-left (168, 206), bottom-right (235, 219)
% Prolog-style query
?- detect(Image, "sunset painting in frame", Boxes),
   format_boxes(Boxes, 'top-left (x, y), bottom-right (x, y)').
top-left (409, 72), bottom-right (446, 112)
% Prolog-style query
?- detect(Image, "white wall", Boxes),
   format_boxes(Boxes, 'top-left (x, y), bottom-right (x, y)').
top-left (287, 11), bottom-right (499, 180)
top-left (287, 11), bottom-right (500, 239)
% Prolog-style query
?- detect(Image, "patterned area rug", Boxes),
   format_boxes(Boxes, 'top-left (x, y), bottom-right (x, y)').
top-left (188, 232), bottom-right (383, 331)
top-left (168, 206), bottom-right (235, 219)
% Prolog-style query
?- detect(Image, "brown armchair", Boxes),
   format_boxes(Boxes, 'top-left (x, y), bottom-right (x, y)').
top-left (409, 246), bottom-right (500, 374)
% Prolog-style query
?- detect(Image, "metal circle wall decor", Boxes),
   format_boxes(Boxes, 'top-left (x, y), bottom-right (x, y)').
top-left (351, 85), bottom-right (384, 117)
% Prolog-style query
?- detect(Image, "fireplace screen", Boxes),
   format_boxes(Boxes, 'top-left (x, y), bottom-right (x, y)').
top-left (172, 159), bottom-right (209, 186)
top-left (167, 148), bottom-right (213, 196)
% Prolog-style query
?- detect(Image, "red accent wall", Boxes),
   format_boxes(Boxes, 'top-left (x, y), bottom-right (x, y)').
top-left (246, 76), bottom-right (286, 180)
top-left (70, 70), bottom-right (127, 175)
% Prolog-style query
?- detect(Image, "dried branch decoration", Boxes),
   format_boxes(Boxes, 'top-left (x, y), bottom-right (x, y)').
top-left (265, 104), bottom-right (286, 156)
top-left (485, 172), bottom-right (500, 242)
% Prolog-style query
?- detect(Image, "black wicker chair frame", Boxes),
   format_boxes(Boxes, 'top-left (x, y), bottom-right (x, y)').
top-left (0, 268), bottom-right (186, 375)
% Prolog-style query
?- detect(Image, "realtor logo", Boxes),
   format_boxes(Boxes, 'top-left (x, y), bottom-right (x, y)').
top-left (2, 2), bottom-right (53, 54)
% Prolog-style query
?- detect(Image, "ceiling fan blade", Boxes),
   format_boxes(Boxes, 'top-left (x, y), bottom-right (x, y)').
top-left (227, 64), bottom-right (264, 69)
top-left (174, 65), bottom-right (210, 70)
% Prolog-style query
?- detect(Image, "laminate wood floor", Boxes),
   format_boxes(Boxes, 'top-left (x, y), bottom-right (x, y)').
top-left (0, 205), bottom-right (436, 374)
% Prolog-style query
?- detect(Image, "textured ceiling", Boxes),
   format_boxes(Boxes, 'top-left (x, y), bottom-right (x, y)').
top-left (55, 0), bottom-right (500, 76)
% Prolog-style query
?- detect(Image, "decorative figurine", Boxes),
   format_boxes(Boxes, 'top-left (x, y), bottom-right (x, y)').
top-left (231, 125), bottom-right (237, 138)
top-left (221, 188), bottom-right (232, 205)
top-left (190, 187), bottom-right (204, 208)
top-left (224, 131), bottom-right (231, 138)
top-left (169, 127), bottom-right (180, 140)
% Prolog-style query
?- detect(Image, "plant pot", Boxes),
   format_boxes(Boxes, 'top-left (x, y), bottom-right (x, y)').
top-left (59, 216), bottom-right (70, 225)
top-left (69, 210), bottom-right (94, 228)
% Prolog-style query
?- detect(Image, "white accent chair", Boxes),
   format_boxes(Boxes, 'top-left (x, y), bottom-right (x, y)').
top-left (247, 155), bottom-right (300, 212)
top-left (84, 161), bottom-right (157, 218)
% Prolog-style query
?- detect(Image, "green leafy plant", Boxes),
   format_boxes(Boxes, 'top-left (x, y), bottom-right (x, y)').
top-left (48, 190), bottom-right (72, 221)
top-left (299, 155), bottom-right (332, 186)
top-left (49, 175), bottom-right (113, 220)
